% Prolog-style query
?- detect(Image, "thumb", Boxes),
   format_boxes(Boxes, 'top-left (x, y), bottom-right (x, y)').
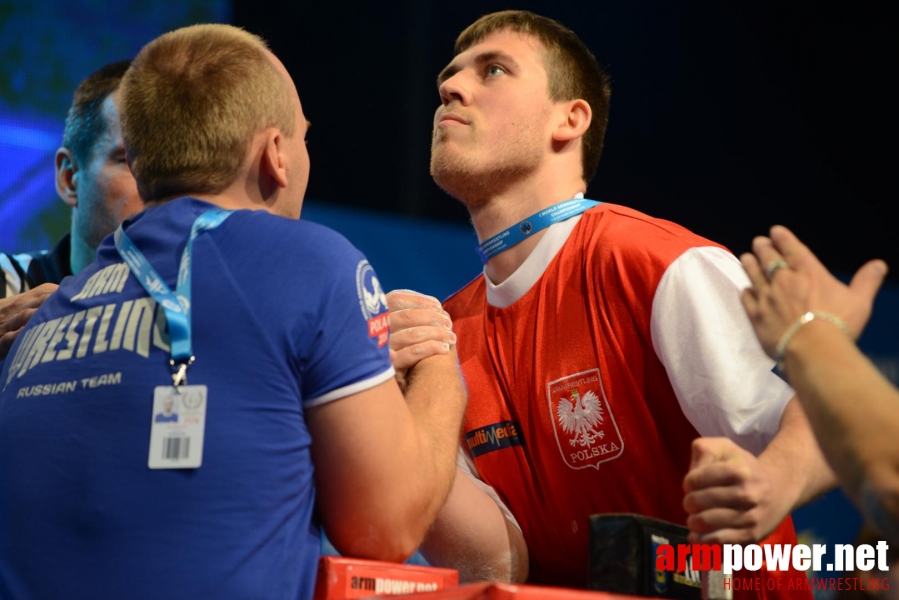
top-left (690, 437), bottom-right (742, 469)
top-left (849, 259), bottom-right (888, 305)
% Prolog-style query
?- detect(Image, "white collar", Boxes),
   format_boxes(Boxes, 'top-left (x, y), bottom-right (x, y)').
top-left (484, 193), bottom-right (585, 308)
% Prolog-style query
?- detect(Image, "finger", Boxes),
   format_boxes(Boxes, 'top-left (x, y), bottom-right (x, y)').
top-left (16, 284), bottom-right (57, 308)
top-left (0, 307), bottom-right (37, 336)
top-left (849, 259), bottom-right (888, 306)
top-left (750, 236), bottom-right (786, 274)
top-left (768, 226), bottom-right (818, 272)
top-left (392, 340), bottom-right (452, 371)
top-left (686, 508), bottom-right (756, 534)
top-left (390, 326), bottom-right (456, 352)
top-left (0, 288), bottom-right (54, 331)
top-left (386, 290), bottom-right (442, 312)
top-left (684, 463), bottom-right (748, 493)
top-left (690, 437), bottom-right (741, 469)
top-left (0, 329), bottom-right (21, 361)
top-left (740, 252), bottom-right (767, 291)
top-left (684, 486), bottom-right (759, 514)
top-left (740, 287), bottom-right (759, 318)
top-left (688, 527), bottom-right (756, 546)
top-left (690, 439), bottom-right (718, 471)
top-left (389, 308), bottom-right (453, 333)
top-left (30, 282), bottom-right (59, 295)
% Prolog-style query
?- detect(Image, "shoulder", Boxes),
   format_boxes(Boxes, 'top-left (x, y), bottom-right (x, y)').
top-left (582, 203), bottom-right (725, 256)
top-left (231, 210), bottom-right (354, 247)
top-left (581, 204), bottom-right (728, 262)
top-left (227, 211), bottom-right (365, 269)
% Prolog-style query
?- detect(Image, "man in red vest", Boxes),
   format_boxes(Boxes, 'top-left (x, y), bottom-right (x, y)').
top-left (389, 10), bottom-right (835, 596)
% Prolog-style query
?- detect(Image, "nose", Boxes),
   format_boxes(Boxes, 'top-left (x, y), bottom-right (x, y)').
top-left (438, 71), bottom-right (472, 107)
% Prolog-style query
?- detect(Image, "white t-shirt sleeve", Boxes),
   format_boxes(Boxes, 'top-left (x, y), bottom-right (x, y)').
top-left (456, 446), bottom-right (523, 534)
top-left (650, 246), bottom-right (795, 455)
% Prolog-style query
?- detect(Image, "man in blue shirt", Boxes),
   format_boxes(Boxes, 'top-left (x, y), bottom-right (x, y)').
top-left (0, 24), bottom-right (466, 600)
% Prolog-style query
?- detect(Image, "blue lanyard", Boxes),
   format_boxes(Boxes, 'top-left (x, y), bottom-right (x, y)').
top-left (476, 198), bottom-right (601, 263)
top-left (114, 208), bottom-right (233, 384)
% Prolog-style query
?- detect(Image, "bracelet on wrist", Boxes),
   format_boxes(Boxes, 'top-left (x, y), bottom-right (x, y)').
top-left (775, 311), bottom-right (852, 373)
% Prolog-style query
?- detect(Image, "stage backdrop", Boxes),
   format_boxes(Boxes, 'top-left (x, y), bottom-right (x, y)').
top-left (0, 0), bottom-right (231, 252)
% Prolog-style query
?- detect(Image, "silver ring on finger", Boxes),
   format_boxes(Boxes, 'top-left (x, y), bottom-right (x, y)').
top-left (764, 259), bottom-right (788, 280)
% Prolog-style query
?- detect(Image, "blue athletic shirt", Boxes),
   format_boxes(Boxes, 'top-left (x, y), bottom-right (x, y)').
top-left (0, 198), bottom-right (394, 600)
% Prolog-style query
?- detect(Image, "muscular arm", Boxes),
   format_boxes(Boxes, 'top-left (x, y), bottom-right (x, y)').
top-left (757, 397), bottom-right (836, 509)
top-left (420, 466), bottom-right (529, 582)
top-left (384, 288), bottom-right (528, 581)
top-left (307, 350), bottom-right (467, 562)
top-left (780, 320), bottom-right (899, 539)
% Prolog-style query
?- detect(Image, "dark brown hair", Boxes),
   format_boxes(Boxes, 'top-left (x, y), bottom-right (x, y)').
top-left (62, 60), bottom-right (131, 166)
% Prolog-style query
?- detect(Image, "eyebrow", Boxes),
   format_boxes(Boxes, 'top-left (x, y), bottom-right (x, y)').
top-left (436, 50), bottom-right (520, 86)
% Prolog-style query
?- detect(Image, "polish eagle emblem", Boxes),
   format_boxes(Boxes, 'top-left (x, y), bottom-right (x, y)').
top-left (556, 387), bottom-right (605, 448)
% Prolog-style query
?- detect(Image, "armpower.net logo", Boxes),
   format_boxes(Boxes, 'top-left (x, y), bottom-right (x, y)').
top-left (655, 541), bottom-right (891, 593)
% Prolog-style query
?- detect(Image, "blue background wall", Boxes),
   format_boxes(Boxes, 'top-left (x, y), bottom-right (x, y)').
top-left (0, 1), bottom-right (232, 251)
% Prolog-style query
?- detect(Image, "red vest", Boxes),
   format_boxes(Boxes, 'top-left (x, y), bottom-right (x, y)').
top-left (445, 204), bottom-right (810, 598)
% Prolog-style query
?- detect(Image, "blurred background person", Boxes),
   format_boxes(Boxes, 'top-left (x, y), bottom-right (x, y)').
top-left (1, 60), bottom-right (142, 357)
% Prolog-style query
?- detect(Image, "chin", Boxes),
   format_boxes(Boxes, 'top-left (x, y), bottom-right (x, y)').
top-left (430, 164), bottom-right (486, 209)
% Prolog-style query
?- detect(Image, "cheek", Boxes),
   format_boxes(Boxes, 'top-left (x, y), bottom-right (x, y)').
top-left (109, 169), bottom-right (142, 210)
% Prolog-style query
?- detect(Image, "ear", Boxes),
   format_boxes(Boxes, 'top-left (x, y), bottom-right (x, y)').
top-left (261, 129), bottom-right (289, 189)
top-left (55, 147), bottom-right (78, 208)
top-left (551, 99), bottom-right (592, 143)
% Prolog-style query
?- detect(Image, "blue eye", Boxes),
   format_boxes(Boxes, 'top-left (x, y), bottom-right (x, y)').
top-left (486, 65), bottom-right (506, 77)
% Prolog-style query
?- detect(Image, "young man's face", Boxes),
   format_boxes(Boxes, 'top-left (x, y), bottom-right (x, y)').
top-left (430, 29), bottom-right (556, 204)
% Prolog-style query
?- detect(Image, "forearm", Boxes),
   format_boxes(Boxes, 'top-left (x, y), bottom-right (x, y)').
top-left (782, 322), bottom-right (899, 520)
top-left (420, 468), bottom-right (528, 582)
top-left (400, 351), bottom-right (469, 540)
top-left (757, 395), bottom-right (837, 510)
top-left (309, 351), bottom-right (466, 562)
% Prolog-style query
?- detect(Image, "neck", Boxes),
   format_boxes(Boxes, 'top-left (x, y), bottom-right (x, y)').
top-left (468, 173), bottom-right (585, 284)
top-left (69, 229), bottom-right (96, 276)
top-left (145, 149), bottom-right (286, 216)
top-left (147, 188), bottom-right (275, 215)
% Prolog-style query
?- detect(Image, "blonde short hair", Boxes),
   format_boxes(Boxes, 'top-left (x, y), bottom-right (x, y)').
top-left (120, 24), bottom-right (297, 201)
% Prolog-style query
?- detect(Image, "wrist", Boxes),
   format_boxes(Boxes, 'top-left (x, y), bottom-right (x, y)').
top-left (776, 311), bottom-right (851, 374)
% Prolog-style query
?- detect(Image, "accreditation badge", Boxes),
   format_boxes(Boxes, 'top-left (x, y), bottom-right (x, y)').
top-left (148, 385), bottom-right (207, 469)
